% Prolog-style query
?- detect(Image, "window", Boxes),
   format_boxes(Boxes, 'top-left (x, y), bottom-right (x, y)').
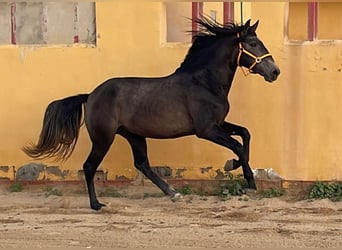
top-left (318, 3), bottom-right (342, 40)
top-left (209, 10), bottom-right (217, 22)
top-left (288, 2), bottom-right (342, 42)
top-left (0, 2), bottom-right (96, 45)
top-left (165, 2), bottom-right (248, 43)
top-left (165, 2), bottom-right (192, 43)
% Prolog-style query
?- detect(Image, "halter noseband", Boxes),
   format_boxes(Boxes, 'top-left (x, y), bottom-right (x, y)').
top-left (236, 33), bottom-right (272, 76)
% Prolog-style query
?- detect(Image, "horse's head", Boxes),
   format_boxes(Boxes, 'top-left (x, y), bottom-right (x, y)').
top-left (237, 20), bottom-right (280, 83)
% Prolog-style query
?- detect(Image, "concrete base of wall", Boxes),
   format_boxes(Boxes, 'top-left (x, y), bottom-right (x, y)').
top-left (1, 178), bottom-right (339, 200)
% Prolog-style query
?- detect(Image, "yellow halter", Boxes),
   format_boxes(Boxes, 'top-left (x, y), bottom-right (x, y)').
top-left (236, 33), bottom-right (272, 76)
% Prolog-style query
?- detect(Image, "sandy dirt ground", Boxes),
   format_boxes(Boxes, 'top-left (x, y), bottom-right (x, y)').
top-left (0, 185), bottom-right (341, 249)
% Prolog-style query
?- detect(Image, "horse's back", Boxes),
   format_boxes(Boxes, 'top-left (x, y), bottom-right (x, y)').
top-left (85, 76), bottom-right (195, 138)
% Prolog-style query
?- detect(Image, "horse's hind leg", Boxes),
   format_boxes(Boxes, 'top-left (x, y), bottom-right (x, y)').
top-left (120, 130), bottom-right (181, 201)
top-left (83, 132), bottom-right (115, 210)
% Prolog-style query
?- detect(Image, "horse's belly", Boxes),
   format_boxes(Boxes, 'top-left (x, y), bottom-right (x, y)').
top-left (125, 114), bottom-right (194, 139)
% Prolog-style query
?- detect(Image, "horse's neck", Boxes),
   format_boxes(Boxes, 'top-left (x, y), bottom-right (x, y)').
top-left (175, 40), bottom-right (239, 96)
top-left (222, 66), bottom-right (237, 95)
top-left (204, 45), bottom-right (239, 96)
top-left (223, 47), bottom-right (239, 94)
top-left (202, 63), bottom-right (237, 96)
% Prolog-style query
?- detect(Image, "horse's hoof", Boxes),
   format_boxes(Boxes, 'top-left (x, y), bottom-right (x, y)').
top-left (244, 188), bottom-right (257, 198)
top-left (224, 159), bottom-right (234, 171)
top-left (170, 192), bottom-right (183, 202)
top-left (91, 202), bottom-right (106, 211)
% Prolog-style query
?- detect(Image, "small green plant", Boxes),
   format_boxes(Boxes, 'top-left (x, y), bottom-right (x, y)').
top-left (9, 182), bottom-right (23, 192)
top-left (177, 184), bottom-right (193, 195)
top-left (260, 188), bottom-right (285, 198)
top-left (219, 187), bottom-right (232, 201)
top-left (214, 173), bottom-right (248, 200)
top-left (227, 180), bottom-right (245, 196)
top-left (308, 182), bottom-right (342, 201)
top-left (45, 186), bottom-right (62, 197)
top-left (217, 179), bottom-right (246, 200)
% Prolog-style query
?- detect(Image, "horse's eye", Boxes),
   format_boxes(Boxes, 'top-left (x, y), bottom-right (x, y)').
top-left (250, 42), bottom-right (257, 47)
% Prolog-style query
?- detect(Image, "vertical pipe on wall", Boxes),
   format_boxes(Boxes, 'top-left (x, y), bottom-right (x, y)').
top-left (73, 2), bottom-right (79, 43)
top-left (192, 2), bottom-right (203, 37)
top-left (240, 2), bottom-right (243, 24)
top-left (10, 3), bottom-right (16, 44)
top-left (223, 2), bottom-right (234, 24)
top-left (308, 2), bottom-right (318, 41)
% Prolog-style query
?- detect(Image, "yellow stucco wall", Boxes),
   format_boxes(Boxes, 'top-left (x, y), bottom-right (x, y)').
top-left (1, 2), bottom-right (342, 181)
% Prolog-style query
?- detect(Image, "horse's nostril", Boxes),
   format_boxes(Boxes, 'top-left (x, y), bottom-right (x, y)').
top-left (273, 68), bottom-right (280, 76)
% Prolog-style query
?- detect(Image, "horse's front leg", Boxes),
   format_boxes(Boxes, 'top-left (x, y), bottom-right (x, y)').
top-left (196, 125), bottom-right (256, 190)
top-left (221, 122), bottom-right (250, 171)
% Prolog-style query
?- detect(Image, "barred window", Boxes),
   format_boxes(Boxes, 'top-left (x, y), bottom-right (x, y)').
top-left (288, 2), bottom-right (342, 41)
top-left (164, 2), bottom-right (248, 43)
top-left (0, 2), bottom-right (96, 45)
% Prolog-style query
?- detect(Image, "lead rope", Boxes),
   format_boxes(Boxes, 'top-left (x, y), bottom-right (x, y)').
top-left (236, 33), bottom-right (272, 76)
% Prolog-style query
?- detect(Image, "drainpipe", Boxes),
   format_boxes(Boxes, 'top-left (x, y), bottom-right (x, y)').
top-left (308, 2), bottom-right (318, 41)
top-left (240, 2), bottom-right (243, 24)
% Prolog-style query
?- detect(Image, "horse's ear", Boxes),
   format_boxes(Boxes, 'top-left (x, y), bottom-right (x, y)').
top-left (244, 19), bottom-right (251, 30)
top-left (249, 20), bottom-right (259, 34)
top-left (240, 19), bottom-right (251, 37)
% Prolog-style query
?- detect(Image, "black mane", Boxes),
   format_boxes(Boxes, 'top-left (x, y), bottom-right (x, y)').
top-left (176, 17), bottom-right (244, 73)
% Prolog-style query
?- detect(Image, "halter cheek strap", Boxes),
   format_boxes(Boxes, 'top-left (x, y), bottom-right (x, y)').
top-left (236, 33), bottom-right (272, 76)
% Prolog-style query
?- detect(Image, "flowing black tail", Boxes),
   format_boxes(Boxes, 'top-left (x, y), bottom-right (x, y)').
top-left (23, 94), bottom-right (89, 161)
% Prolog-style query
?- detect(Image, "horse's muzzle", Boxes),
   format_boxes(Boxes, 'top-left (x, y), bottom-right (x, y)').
top-left (265, 66), bottom-right (280, 82)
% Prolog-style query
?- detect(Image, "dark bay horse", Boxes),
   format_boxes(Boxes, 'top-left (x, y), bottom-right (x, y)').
top-left (23, 18), bottom-right (280, 210)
